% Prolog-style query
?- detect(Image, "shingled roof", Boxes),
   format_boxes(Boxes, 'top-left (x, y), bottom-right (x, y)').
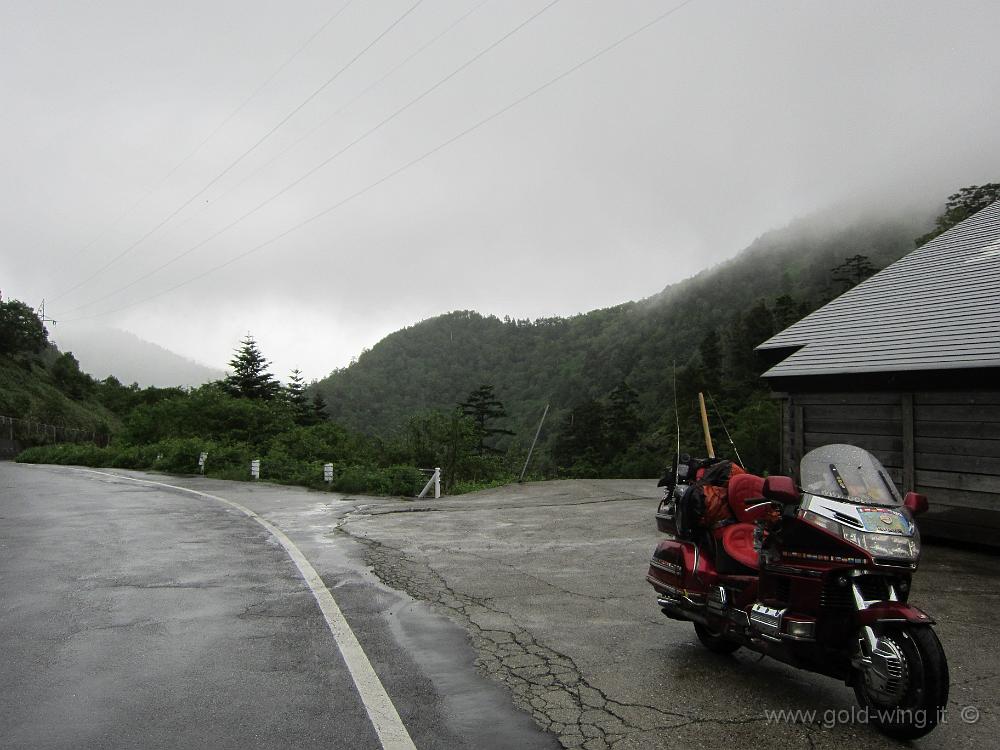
top-left (758, 200), bottom-right (1000, 378)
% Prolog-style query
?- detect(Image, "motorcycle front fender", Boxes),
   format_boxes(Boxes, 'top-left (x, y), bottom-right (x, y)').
top-left (857, 602), bottom-right (935, 626)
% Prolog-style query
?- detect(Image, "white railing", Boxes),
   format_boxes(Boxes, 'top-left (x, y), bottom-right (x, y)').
top-left (417, 467), bottom-right (441, 499)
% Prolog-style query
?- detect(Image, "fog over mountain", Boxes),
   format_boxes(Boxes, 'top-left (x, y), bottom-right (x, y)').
top-left (49, 325), bottom-right (224, 388)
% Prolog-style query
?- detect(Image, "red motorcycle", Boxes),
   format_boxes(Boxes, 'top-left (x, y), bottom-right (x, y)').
top-left (647, 443), bottom-right (948, 739)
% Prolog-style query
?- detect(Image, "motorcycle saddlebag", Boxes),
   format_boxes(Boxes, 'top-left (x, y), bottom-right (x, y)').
top-left (647, 538), bottom-right (712, 597)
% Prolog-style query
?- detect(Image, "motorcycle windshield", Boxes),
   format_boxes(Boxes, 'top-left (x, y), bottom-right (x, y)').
top-left (799, 444), bottom-right (902, 506)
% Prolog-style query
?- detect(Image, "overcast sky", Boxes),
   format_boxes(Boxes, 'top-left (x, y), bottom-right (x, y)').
top-left (3, 0), bottom-right (999, 382)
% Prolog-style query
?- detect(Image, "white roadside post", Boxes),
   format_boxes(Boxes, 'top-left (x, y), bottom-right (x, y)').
top-left (251, 459), bottom-right (261, 480)
top-left (323, 463), bottom-right (334, 485)
top-left (198, 452), bottom-right (208, 474)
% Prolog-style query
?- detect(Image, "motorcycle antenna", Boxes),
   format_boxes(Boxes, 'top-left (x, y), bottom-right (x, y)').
top-left (672, 361), bottom-right (681, 487)
top-left (707, 391), bottom-right (744, 467)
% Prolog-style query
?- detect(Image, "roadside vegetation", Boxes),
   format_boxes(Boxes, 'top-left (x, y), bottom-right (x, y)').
top-left (10, 329), bottom-right (520, 495)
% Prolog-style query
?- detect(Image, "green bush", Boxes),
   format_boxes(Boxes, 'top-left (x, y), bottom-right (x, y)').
top-left (201, 442), bottom-right (253, 476)
top-left (332, 464), bottom-right (425, 496)
top-left (257, 450), bottom-right (318, 485)
top-left (16, 443), bottom-right (115, 466)
top-left (378, 465), bottom-right (427, 496)
top-left (122, 385), bottom-right (295, 446)
top-left (109, 443), bottom-right (160, 469)
top-left (150, 437), bottom-right (208, 474)
top-left (268, 422), bottom-right (364, 463)
top-left (333, 465), bottom-right (378, 494)
top-left (16, 422), bottom-right (441, 497)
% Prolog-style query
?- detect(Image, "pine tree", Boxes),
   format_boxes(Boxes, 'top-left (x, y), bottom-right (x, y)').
top-left (551, 399), bottom-right (607, 474)
top-left (606, 381), bottom-right (641, 457)
top-left (223, 334), bottom-right (280, 400)
top-left (772, 294), bottom-right (808, 331)
top-left (830, 254), bottom-right (878, 292)
top-left (286, 368), bottom-right (314, 424)
top-left (697, 329), bottom-right (722, 393)
top-left (311, 392), bottom-right (329, 422)
top-left (458, 384), bottom-right (514, 455)
top-left (915, 182), bottom-right (1000, 246)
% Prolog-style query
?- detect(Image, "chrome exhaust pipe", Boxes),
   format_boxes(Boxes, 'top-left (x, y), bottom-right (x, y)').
top-left (657, 595), bottom-right (709, 625)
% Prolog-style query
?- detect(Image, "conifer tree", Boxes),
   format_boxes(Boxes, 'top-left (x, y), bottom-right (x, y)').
top-left (286, 368), bottom-right (314, 424)
top-left (223, 334), bottom-right (280, 400)
top-left (830, 254), bottom-right (878, 292)
top-left (606, 381), bottom-right (641, 456)
top-left (311, 392), bottom-right (329, 422)
top-left (915, 182), bottom-right (1000, 246)
top-left (459, 384), bottom-right (514, 455)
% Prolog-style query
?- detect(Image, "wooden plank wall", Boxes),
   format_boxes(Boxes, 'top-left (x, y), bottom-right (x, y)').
top-left (781, 390), bottom-right (1000, 546)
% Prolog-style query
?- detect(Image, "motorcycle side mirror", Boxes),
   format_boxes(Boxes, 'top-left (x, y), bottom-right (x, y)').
top-left (904, 491), bottom-right (929, 516)
top-left (762, 475), bottom-right (799, 505)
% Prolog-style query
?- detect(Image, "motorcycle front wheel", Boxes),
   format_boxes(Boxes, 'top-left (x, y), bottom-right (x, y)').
top-left (853, 624), bottom-right (949, 740)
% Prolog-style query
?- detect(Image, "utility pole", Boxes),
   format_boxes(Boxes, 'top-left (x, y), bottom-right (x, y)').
top-left (519, 403), bottom-right (550, 483)
top-left (37, 299), bottom-right (57, 327)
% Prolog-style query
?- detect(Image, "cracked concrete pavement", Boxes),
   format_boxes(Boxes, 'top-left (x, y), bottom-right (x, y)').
top-left (341, 479), bottom-right (998, 750)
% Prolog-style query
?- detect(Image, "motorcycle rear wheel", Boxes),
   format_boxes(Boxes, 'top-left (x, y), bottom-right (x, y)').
top-left (694, 622), bottom-right (741, 654)
top-left (853, 624), bottom-right (949, 740)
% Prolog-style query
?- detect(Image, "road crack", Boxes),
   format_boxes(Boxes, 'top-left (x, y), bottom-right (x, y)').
top-left (340, 527), bottom-right (693, 750)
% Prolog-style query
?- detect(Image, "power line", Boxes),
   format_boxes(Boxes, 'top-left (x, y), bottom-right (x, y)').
top-left (50, 0), bottom-right (356, 303)
top-left (62, 0), bottom-right (698, 323)
top-left (122, 0), bottom-right (495, 259)
top-left (60, 0), bottom-right (563, 316)
top-left (55, 0), bottom-right (424, 308)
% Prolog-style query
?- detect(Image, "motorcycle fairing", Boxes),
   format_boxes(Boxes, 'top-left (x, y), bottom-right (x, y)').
top-left (803, 496), bottom-right (916, 537)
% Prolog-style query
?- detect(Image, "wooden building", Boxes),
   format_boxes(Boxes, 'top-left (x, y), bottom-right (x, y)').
top-left (757, 200), bottom-right (1000, 545)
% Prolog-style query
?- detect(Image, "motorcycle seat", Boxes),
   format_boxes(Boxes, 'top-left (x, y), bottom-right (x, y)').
top-left (720, 522), bottom-right (759, 570)
top-left (727, 473), bottom-right (768, 523)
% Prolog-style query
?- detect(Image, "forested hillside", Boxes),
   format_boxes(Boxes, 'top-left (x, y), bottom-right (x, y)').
top-left (0, 297), bottom-right (123, 450)
top-left (313, 206), bottom-right (932, 476)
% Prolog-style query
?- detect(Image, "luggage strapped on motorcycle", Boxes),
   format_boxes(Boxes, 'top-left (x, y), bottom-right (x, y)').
top-left (662, 456), bottom-right (746, 540)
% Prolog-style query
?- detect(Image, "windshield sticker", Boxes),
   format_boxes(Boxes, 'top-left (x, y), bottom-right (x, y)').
top-left (858, 508), bottom-right (908, 535)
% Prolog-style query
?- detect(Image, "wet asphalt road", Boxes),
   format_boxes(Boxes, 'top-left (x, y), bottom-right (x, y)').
top-left (2, 463), bottom-right (997, 750)
top-left (0, 463), bottom-right (556, 750)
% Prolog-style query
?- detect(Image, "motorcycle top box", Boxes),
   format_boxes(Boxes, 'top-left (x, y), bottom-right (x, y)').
top-left (647, 443), bottom-right (948, 740)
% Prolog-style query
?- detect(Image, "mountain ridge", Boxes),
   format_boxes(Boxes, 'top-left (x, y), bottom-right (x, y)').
top-left (313, 205), bottom-right (932, 453)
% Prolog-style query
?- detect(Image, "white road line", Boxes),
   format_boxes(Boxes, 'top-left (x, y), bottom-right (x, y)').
top-left (67, 468), bottom-right (417, 750)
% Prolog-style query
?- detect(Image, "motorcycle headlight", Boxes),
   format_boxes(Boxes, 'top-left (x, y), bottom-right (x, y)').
top-left (848, 528), bottom-right (920, 561)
